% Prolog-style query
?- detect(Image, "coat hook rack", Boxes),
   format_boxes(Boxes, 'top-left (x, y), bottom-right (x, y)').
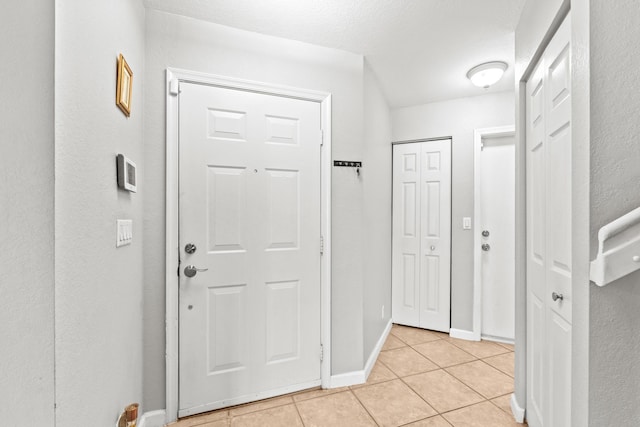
top-left (333, 160), bottom-right (362, 176)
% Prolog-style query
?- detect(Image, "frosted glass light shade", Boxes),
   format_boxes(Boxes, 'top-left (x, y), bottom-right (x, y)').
top-left (467, 61), bottom-right (508, 88)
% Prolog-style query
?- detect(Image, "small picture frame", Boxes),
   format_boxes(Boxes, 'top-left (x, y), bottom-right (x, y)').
top-left (116, 54), bottom-right (133, 117)
top-left (116, 154), bottom-right (137, 192)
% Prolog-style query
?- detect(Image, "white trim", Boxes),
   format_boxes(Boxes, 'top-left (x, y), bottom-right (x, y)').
top-left (137, 410), bottom-right (166, 427)
top-left (481, 334), bottom-right (515, 345)
top-left (330, 319), bottom-right (392, 388)
top-left (364, 320), bottom-right (392, 379)
top-left (510, 393), bottom-right (526, 423)
top-left (472, 126), bottom-right (516, 342)
top-left (449, 328), bottom-right (479, 341)
top-left (329, 370), bottom-right (366, 388)
top-left (165, 68), bottom-right (332, 424)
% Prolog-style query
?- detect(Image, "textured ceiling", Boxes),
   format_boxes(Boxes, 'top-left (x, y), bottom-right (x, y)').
top-left (144, 0), bottom-right (525, 107)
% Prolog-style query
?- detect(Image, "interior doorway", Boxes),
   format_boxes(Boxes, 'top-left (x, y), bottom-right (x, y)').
top-left (473, 126), bottom-right (515, 343)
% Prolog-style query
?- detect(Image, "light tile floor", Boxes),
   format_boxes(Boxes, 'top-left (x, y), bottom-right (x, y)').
top-left (170, 324), bottom-right (524, 427)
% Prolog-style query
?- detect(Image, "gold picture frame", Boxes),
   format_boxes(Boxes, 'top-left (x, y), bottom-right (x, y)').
top-left (116, 54), bottom-right (133, 117)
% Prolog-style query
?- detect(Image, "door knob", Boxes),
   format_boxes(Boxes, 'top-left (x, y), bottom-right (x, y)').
top-left (184, 265), bottom-right (208, 278)
top-left (482, 230), bottom-right (490, 237)
top-left (482, 244), bottom-right (490, 251)
top-left (552, 292), bottom-right (564, 302)
top-left (430, 245), bottom-right (436, 251)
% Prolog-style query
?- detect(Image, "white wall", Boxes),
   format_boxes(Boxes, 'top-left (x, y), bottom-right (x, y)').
top-left (589, 1), bottom-right (640, 425)
top-left (391, 91), bottom-right (514, 332)
top-left (143, 10), bottom-right (367, 410)
top-left (362, 62), bottom-right (393, 359)
top-left (0, 1), bottom-right (55, 425)
top-left (55, 0), bottom-right (146, 425)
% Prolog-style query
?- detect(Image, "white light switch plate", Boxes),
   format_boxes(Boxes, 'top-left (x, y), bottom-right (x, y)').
top-left (463, 217), bottom-right (472, 230)
top-left (116, 219), bottom-right (133, 247)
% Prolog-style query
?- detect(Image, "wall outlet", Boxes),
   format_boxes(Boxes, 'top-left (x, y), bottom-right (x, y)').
top-left (381, 305), bottom-right (385, 319)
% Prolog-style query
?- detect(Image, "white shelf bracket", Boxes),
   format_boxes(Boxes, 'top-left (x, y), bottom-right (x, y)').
top-left (590, 206), bottom-right (640, 286)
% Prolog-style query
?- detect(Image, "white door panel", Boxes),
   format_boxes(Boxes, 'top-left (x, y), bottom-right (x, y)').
top-left (178, 83), bottom-right (321, 416)
top-left (479, 134), bottom-right (515, 341)
top-left (526, 14), bottom-right (571, 427)
top-left (419, 140), bottom-right (451, 332)
top-left (392, 140), bottom-right (451, 333)
top-left (392, 143), bottom-right (421, 326)
top-left (548, 312), bottom-right (572, 427)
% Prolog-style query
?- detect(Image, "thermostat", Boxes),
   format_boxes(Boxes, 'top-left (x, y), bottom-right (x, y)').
top-left (116, 154), bottom-right (137, 192)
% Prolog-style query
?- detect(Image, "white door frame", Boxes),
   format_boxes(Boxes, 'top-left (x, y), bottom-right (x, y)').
top-left (472, 125), bottom-right (515, 341)
top-left (164, 68), bottom-right (332, 423)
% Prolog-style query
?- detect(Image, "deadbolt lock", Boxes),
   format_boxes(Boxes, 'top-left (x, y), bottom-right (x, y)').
top-left (185, 243), bottom-right (197, 254)
top-left (482, 230), bottom-right (490, 237)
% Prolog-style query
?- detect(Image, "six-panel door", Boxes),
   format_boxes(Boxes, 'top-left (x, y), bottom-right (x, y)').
top-left (178, 83), bottom-right (322, 417)
top-left (526, 14), bottom-right (572, 427)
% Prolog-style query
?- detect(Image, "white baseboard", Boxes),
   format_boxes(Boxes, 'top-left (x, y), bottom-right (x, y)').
top-left (138, 410), bottom-right (166, 427)
top-left (481, 334), bottom-right (515, 345)
top-left (449, 328), bottom-right (480, 341)
top-left (329, 370), bottom-right (366, 388)
top-left (330, 319), bottom-right (392, 388)
top-left (364, 319), bottom-right (392, 379)
top-left (510, 393), bottom-right (526, 423)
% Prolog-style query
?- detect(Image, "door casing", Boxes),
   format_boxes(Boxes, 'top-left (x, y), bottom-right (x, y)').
top-left (472, 126), bottom-right (515, 342)
top-left (164, 68), bottom-right (332, 424)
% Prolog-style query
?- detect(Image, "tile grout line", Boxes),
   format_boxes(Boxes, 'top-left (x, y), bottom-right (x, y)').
top-left (291, 398), bottom-right (307, 427)
top-left (347, 388), bottom-right (381, 427)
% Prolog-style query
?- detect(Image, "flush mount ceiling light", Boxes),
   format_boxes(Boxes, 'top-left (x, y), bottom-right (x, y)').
top-left (467, 61), bottom-right (508, 88)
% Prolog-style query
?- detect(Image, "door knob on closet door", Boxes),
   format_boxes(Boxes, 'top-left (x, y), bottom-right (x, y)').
top-left (184, 265), bottom-right (208, 278)
top-left (482, 244), bottom-right (490, 251)
top-left (552, 292), bottom-right (564, 302)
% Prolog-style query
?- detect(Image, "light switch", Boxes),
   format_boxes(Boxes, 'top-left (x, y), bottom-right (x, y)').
top-left (116, 219), bottom-right (133, 247)
top-left (463, 217), bottom-right (472, 230)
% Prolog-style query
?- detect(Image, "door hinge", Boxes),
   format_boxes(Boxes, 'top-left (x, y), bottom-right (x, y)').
top-left (169, 79), bottom-right (180, 96)
top-left (320, 235), bottom-right (324, 255)
top-left (320, 344), bottom-right (324, 362)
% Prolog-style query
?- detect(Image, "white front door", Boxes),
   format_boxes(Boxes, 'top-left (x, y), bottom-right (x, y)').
top-left (178, 82), bottom-right (322, 417)
top-left (392, 139), bottom-right (451, 333)
top-left (526, 14), bottom-right (572, 427)
top-left (479, 134), bottom-right (515, 341)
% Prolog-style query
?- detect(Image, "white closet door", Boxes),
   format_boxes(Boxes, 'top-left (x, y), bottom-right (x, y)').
top-left (392, 143), bottom-right (421, 326)
top-left (543, 16), bottom-right (572, 427)
top-left (392, 139), bottom-right (451, 333)
top-left (526, 14), bottom-right (571, 427)
top-left (418, 140), bottom-right (451, 332)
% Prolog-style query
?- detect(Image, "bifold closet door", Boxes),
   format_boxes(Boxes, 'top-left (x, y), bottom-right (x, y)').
top-left (392, 139), bottom-right (451, 333)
